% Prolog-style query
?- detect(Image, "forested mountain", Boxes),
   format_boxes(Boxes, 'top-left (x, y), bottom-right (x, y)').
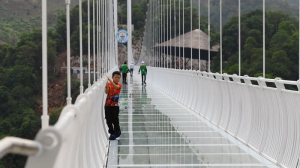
top-left (0, 0), bottom-right (79, 46)
top-left (211, 9), bottom-right (299, 81)
top-left (194, 0), bottom-right (299, 31)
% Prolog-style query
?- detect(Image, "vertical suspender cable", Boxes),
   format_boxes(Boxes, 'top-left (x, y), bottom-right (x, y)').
top-left (101, 3), bottom-right (103, 75)
top-left (174, 0), bottom-right (176, 69)
top-left (199, 0), bottom-right (201, 71)
top-left (159, 0), bottom-right (160, 67)
top-left (170, 0), bottom-right (172, 69)
top-left (96, 0), bottom-right (99, 79)
top-left (220, 0), bottom-right (222, 74)
top-left (127, 0), bottom-right (132, 66)
top-left (101, 0), bottom-right (103, 77)
top-left (99, 0), bottom-right (101, 79)
top-left (114, 0), bottom-right (118, 67)
top-left (151, 1), bottom-right (153, 67)
top-left (168, 0), bottom-right (173, 68)
top-left (88, 0), bottom-right (91, 87)
top-left (238, 0), bottom-right (241, 76)
top-left (152, 1), bottom-right (154, 67)
top-left (179, 0), bottom-right (181, 69)
top-left (110, 1), bottom-right (112, 69)
top-left (93, 0), bottom-right (95, 83)
top-left (110, 1), bottom-right (113, 69)
top-left (105, 0), bottom-right (108, 74)
top-left (96, 0), bottom-right (99, 80)
top-left (106, 0), bottom-right (108, 74)
top-left (79, 0), bottom-right (83, 94)
top-left (154, 1), bottom-right (156, 67)
top-left (101, 0), bottom-right (104, 78)
top-left (42, 0), bottom-right (49, 128)
top-left (66, 0), bottom-right (72, 105)
top-left (110, 1), bottom-right (115, 69)
top-left (109, 1), bottom-right (111, 68)
top-left (154, 0), bottom-right (156, 67)
top-left (208, 0), bottom-right (211, 72)
top-left (107, 0), bottom-right (108, 72)
top-left (109, 1), bottom-right (115, 69)
top-left (160, 0), bottom-right (162, 67)
top-left (183, 0), bottom-right (185, 70)
top-left (157, 0), bottom-right (159, 67)
top-left (112, 1), bottom-right (114, 68)
top-left (158, 0), bottom-right (160, 67)
top-left (162, 1), bottom-right (164, 68)
top-left (107, 1), bottom-right (109, 71)
top-left (263, 0), bottom-right (265, 78)
top-left (191, 0), bottom-right (192, 70)
top-left (153, 1), bottom-right (155, 67)
top-left (108, 1), bottom-right (110, 70)
top-left (167, 0), bottom-right (169, 68)
top-left (164, 0), bottom-right (165, 68)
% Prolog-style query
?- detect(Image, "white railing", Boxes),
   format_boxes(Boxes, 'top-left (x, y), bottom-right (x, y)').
top-left (0, 68), bottom-right (117, 168)
top-left (148, 67), bottom-right (300, 168)
top-left (26, 69), bottom-right (116, 168)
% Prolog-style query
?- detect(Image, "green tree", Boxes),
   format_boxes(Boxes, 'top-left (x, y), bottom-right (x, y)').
top-left (271, 50), bottom-right (292, 79)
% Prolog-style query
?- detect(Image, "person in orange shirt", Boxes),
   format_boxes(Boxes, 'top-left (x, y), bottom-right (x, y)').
top-left (105, 71), bottom-right (122, 140)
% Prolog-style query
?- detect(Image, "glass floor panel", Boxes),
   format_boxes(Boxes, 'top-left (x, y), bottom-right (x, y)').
top-left (107, 75), bottom-right (278, 168)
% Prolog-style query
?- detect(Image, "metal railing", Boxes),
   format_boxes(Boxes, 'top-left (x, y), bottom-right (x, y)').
top-left (148, 67), bottom-right (300, 168)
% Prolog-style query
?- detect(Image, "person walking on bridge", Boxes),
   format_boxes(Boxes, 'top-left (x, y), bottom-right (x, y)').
top-left (129, 62), bottom-right (134, 77)
top-left (138, 61), bottom-right (147, 85)
top-left (121, 61), bottom-right (129, 84)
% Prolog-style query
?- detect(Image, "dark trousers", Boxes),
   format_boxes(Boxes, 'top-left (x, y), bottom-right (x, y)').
top-left (142, 74), bottom-right (146, 83)
top-left (105, 106), bottom-right (120, 134)
top-left (122, 73), bottom-right (127, 83)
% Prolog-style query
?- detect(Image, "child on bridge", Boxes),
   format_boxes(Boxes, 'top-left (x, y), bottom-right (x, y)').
top-left (105, 71), bottom-right (122, 140)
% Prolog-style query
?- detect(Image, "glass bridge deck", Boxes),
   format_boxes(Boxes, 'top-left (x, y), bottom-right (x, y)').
top-left (106, 74), bottom-right (278, 168)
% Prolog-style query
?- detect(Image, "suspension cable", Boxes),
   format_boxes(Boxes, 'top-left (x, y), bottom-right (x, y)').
top-left (79, 0), bottom-right (83, 94)
top-left (93, 0), bottom-right (96, 82)
top-left (183, 0), bottom-right (185, 70)
top-left (191, 0), bottom-right (193, 70)
top-left (88, 0), bottom-right (91, 87)
top-left (198, 0), bottom-right (201, 71)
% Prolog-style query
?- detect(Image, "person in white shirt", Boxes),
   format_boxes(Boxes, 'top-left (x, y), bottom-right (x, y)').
top-left (129, 62), bottom-right (134, 77)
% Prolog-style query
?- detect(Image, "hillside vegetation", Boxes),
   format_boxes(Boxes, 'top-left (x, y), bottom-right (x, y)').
top-left (0, 0), bottom-right (78, 45)
top-left (193, 0), bottom-right (299, 31)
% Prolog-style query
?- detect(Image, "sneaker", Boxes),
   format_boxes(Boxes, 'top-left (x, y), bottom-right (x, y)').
top-left (108, 134), bottom-right (116, 140)
top-left (125, 82), bottom-right (128, 84)
top-left (142, 83), bottom-right (143, 85)
top-left (115, 129), bottom-right (121, 138)
top-left (144, 82), bottom-right (146, 85)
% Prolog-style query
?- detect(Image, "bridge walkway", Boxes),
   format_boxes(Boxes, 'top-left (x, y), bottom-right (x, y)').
top-left (106, 71), bottom-right (278, 168)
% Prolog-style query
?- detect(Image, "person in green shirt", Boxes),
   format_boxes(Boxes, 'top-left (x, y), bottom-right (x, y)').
top-left (121, 61), bottom-right (129, 84)
top-left (138, 61), bottom-right (147, 85)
